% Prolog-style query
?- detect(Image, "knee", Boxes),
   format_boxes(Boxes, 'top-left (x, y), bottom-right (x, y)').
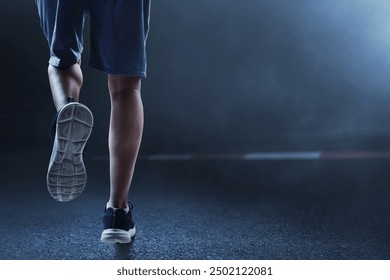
top-left (108, 75), bottom-right (142, 99)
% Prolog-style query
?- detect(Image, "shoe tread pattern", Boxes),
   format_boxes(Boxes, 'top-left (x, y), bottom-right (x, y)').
top-left (47, 103), bottom-right (93, 202)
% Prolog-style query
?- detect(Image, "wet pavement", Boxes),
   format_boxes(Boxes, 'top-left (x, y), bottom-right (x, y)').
top-left (0, 149), bottom-right (389, 260)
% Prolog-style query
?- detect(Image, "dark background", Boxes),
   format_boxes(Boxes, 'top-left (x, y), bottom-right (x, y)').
top-left (1, 0), bottom-right (390, 156)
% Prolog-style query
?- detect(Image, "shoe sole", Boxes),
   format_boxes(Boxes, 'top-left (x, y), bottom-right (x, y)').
top-left (101, 227), bottom-right (136, 244)
top-left (47, 102), bottom-right (93, 202)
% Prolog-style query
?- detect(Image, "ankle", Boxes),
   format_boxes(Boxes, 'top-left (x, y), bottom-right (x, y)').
top-left (106, 201), bottom-right (129, 210)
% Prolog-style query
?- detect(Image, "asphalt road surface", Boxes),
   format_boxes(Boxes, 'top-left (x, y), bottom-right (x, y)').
top-left (0, 149), bottom-right (389, 260)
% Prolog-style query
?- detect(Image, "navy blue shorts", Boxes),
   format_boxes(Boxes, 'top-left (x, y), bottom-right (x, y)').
top-left (36, 0), bottom-right (151, 77)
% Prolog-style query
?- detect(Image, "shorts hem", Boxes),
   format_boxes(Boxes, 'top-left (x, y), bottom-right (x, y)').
top-left (88, 61), bottom-right (147, 77)
top-left (49, 56), bottom-right (80, 69)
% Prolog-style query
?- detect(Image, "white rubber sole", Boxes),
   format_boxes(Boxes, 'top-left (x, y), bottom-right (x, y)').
top-left (47, 102), bottom-right (93, 202)
top-left (101, 227), bottom-right (136, 244)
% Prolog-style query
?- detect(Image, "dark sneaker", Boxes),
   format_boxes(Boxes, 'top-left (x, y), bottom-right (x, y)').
top-left (101, 204), bottom-right (136, 243)
top-left (47, 102), bottom-right (93, 202)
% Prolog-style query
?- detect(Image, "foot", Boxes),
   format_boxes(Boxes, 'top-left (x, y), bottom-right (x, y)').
top-left (47, 102), bottom-right (94, 202)
top-left (101, 203), bottom-right (136, 243)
